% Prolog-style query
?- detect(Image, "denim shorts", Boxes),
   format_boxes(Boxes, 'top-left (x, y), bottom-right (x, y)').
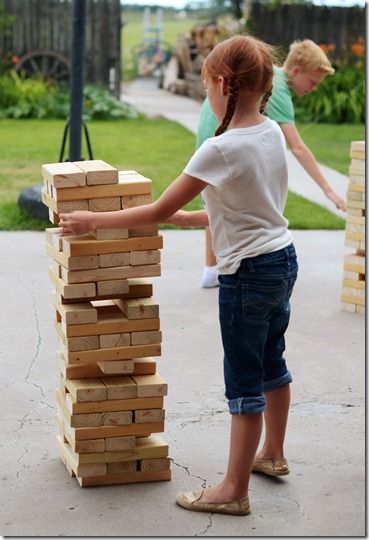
top-left (218, 243), bottom-right (298, 415)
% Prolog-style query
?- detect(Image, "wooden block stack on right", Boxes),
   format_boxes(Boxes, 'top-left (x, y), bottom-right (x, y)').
top-left (341, 141), bottom-right (365, 314)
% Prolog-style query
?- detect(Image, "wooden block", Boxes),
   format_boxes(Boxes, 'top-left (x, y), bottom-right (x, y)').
top-left (42, 162), bottom-right (86, 188)
top-left (121, 193), bottom-right (152, 208)
top-left (61, 435), bottom-right (168, 465)
top-left (350, 141), bottom-right (365, 153)
top-left (349, 158), bottom-right (365, 175)
top-left (99, 252), bottom-right (130, 268)
top-left (45, 227), bottom-right (63, 251)
top-left (52, 174), bottom-right (152, 202)
top-left (131, 330), bottom-right (162, 346)
top-left (57, 414), bottom-right (106, 452)
top-left (130, 250), bottom-right (161, 266)
top-left (101, 411), bottom-right (133, 426)
top-left (103, 376), bottom-right (137, 400)
top-left (60, 264), bottom-right (159, 284)
top-left (105, 436), bottom-right (136, 452)
top-left (129, 225), bottom-right (159, 238)
top-left (342, 302), bottom-right (357, 312)
top-left (349, 174), bottom-right (365, 186)
top-left (62, 378), bottom-right (107, 402)
top-left (77, 468), bottom-right (171, 487)
top-left (345, 231), bottom-right (365, 242)
top-left (346, 199), bottom-right (365, 210)
top-left (341, 294), bottom-right (365, 306)
top-left (107, 461), bottom-right (137, 474)
top-left (133, 374), bottom-right (168, 398)
top-left (67, 335), bottom-right (100, 352)
top-left (347, 190), bottom-right (364, 202)
top-left (70, 411), bottom-right (103, 428)
top-left (57, 352), bottom-right (156, 379)
top-left (67, 395), bottom-right (163, 415)
top-left (88, 197), bottom-right (121, 212)
top-left (100, 333), bottom-right (131, 348)
top-left (91, 229), bottom-right (129, 240)
top-left (70, 420), bottom-right (165, 441)
top-left (347, 207), bottom-right (365, 217)
top-left (48, 266), bottom-right (96, 299)
top-left (57, 199), bottom-right (89, 213)
top-left (57, 435), bottom-right (107, 477)
top-left (57, 414), bottom-right (106, 453)
top-left (73, 159), bottom-right (118, 185)
top-left (96, 280), bottom-right (130, 296)
top-left (135, 409), bottom-right (165, 423)
top-left (65, 343), bottom-right (161, 365)
top-left (97, 360), bottom-right (134, 375)
top-left (140, 457), bottom-right (170, 472)
top-left (62, 234), bottom-right (163, 257)
top-left (48, 207), bottom-right (59, 224)
top-left (115, 297), bottom-right (159, 320)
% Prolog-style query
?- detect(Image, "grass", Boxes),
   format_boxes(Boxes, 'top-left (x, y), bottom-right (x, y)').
top-left (296, 122), bottom-right (365, 175)
top-left (0, 117), bottom-right (360, 231)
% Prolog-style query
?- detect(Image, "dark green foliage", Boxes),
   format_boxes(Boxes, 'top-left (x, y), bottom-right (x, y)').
top-left (294, 65), bottom-right (365, 124)
top-left (0, 71), bottom-right (139, 120)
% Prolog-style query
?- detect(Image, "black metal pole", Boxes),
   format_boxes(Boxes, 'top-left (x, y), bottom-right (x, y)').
top-left (69, 0), bottom-right (86, 161)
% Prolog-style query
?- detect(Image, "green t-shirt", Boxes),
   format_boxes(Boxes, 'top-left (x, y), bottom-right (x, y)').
top-left (196, 65), bottom-right (295, 149)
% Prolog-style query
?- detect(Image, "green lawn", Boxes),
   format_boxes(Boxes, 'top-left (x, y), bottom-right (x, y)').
top-left (0, 117), bottom-right (361, 230)
top-left (296, 122), bottom-right (365, 175)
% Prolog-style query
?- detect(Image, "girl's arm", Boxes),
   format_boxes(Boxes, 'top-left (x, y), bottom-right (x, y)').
top-left (164, 209), bottom-right (209, 227)
top-left (59, 173), bottom-right (207, 235)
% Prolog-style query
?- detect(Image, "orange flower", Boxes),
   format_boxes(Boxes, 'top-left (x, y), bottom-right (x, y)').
top-left (11, 55), bottom-right (19, 64)
top-left (319, 43), bottom-right (335, 54)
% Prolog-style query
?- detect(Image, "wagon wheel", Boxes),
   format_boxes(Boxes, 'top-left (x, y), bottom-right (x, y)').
top-left (14, 50), bottom-right (70, 81)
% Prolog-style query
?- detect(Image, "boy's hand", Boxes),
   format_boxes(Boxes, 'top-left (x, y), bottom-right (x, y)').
top-left (324, 187), bottom-right (347, 212)
top-left (59, 211), bottom-right (96, 235)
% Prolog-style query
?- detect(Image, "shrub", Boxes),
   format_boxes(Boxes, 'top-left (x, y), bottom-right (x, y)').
top-left (294, 39), bottom-right (365, 124)
top-left (0, 71), bottom-right (138, 120)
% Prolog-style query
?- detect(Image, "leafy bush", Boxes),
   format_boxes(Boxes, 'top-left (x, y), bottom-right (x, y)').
top-left (294, 39), bottom-right (365, 124)
top-left (0, 71), bottom-right (138, 120)
top-left (294, 65), bottom-right (365, 124)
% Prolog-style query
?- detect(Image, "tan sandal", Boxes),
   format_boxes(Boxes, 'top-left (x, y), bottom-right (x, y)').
top-left (176, 489), bottom-right (250, 516)
top-left (252, 457), bottom-right (289, 476)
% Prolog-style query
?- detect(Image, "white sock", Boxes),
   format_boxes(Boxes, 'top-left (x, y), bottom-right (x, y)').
top-left (201, 265), bottom-right (219, 288)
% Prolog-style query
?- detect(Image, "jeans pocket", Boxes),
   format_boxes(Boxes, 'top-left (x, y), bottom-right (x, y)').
top-left (242, 281), bottom-right (287, 320)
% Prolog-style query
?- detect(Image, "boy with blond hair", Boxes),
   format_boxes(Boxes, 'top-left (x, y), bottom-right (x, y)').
top-left (199, 39), bottom-right (346, 289)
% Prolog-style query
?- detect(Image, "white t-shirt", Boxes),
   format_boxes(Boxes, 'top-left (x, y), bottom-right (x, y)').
top-left (184, 117), bottom-right (293, 274)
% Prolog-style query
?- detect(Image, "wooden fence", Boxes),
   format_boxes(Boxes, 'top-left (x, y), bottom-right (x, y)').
top-left (248, 3), bottom-right (365, 60)
top-left (0, 0), bottom-right (121, 96)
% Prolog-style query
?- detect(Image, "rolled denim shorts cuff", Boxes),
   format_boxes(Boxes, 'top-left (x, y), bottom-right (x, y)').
top-left (228, 395), bottom-right (266, 415)
top-left (263, 371), bottom-right (292, 393)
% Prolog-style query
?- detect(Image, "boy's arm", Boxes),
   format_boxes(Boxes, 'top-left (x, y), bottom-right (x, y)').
top-left (280, 122), bottom-right (346, 211)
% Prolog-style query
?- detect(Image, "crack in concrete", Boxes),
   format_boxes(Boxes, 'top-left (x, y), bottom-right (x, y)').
top-left (195, 514), bottom-right (213, 536)
top-left (16, 446), bottom-right (29, 479)
top-left (11, 272), bottom-right (47, 401)
top-left (170, 459), bottom-right (207, 487)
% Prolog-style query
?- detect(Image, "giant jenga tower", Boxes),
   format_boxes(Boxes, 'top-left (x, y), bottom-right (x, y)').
top-left (41, 160), bottom-right (171, 486)
top-left (341, 141), bottom-right (365, 314)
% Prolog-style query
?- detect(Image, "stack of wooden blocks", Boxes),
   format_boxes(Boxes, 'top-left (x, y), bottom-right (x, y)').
top-left (341, 141), bottom-right (365, 314)
top-left (41, 159), bottom-right (171, 486)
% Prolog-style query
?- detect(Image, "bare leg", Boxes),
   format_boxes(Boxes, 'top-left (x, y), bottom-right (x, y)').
top-left (205, 227), bottom-right (217, 267)
top-left (201, 228), bottom-right (219, 287)
top-left (256, 384), bottom-right (290, 460)
top-left (200, 413), bottom-right (263, 503)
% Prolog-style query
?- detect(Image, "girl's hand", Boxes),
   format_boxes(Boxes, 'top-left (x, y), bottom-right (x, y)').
top-left (59, 211), bottom-right (96, 235)
top-left (324, 187), bottom-right (347, 212)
